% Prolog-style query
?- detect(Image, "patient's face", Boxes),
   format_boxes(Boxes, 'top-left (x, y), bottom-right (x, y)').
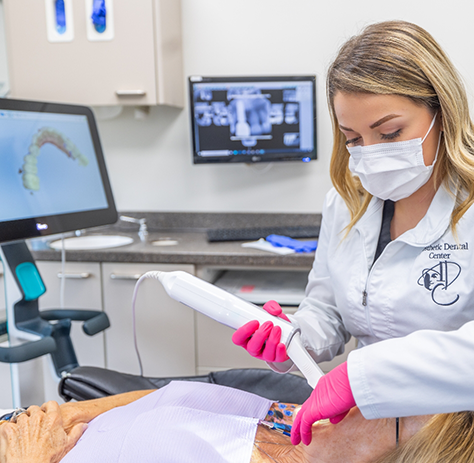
top-left (252, 407), bottom-right (432, 463)
top-left (302, 407), bottom-right (432, 463)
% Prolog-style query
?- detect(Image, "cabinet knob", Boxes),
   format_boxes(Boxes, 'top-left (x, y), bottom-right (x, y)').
top-left (109, 273), bottom-right (142, 281)
top-left (57, 272), bottom-right (91, 280)
top-left (115, 90), bottom-right (147, 97)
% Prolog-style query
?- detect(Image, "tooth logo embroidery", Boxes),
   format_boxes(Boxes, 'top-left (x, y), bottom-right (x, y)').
top-left (417, 260), bottom-right (461, 306)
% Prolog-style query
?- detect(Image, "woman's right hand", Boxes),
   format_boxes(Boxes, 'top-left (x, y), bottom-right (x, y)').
top-left (231, 300), bottom-right (290, 363)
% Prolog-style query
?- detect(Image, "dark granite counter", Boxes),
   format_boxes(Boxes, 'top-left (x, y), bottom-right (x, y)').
top-left (31, 212), bottom-right (321, 269)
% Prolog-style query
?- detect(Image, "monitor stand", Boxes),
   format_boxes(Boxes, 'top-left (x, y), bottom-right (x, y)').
top-left (0, 241), bottom-right (74, 407)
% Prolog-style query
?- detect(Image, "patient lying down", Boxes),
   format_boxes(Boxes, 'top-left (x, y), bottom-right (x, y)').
top-left (1, 382), bottom-right (473, 463)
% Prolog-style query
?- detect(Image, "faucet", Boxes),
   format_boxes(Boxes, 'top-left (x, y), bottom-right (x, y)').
top-left (119, 215), bottom-right (148, 243)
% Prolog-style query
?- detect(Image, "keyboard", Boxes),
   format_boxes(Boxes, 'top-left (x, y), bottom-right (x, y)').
top-left (206, 225), bottom-right (320, 242)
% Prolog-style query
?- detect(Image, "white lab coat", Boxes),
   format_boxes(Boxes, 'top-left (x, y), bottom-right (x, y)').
top-left (277, 184), bottom-right (474, 419)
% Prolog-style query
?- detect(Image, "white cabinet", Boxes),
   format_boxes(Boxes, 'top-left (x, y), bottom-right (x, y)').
top-left (20, 261), bottom-right (104, 404)
top-left (36, 261), bottom-right (105, 369)
top-left (102, 263), bottom-right (196, 377)
top-left (196, 314), bottom-right (267, 376)
top-left (3, 0), bottom-right (184, 107)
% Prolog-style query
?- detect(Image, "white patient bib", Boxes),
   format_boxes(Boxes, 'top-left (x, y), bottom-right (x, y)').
top-left (61, 381), bottom-right (272, 463)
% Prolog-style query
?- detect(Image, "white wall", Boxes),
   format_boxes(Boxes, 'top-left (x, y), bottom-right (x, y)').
top-left (0, 1), bottom-right (8, 96)
top-left (1, 0), bottom-right (474, 213)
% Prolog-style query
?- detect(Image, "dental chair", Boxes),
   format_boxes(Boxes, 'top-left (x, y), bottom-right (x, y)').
top-left (0, 240), bottom-right (313, 406)
top-left (58, 366), bottom-right (313, 404)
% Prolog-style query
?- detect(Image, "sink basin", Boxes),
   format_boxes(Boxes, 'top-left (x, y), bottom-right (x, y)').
top-left (49, 235), bottom-right (134, 250)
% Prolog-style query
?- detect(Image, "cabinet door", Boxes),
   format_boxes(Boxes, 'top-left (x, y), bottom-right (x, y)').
top-left (102, 263), bottom-right (196, 377)
top-left (4, 0), bottom-right (157, 105)
top-left (36, 261), bottom-right (105, 368)
top-left (196, 313), bottom-right (268, 376)
top-left (36, 261), bottom-right (104, 404)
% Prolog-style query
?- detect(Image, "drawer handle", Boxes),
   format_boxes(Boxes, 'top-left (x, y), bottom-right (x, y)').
top-left (57, 272), bottom-right (91, 280)
top-left (115, 90), bottom-right (147, 97)
top-left (110, 273), bottom-right (142, 281)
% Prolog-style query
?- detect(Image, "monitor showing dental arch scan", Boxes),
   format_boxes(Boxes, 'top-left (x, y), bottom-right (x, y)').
top-left (0, 98), bottom-right (117, 244)
top-left (189, 76), bottom-right (317, 164)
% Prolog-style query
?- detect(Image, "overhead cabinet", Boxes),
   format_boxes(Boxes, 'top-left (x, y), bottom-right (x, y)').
top-left (3, 0), bottom-right (184, 107)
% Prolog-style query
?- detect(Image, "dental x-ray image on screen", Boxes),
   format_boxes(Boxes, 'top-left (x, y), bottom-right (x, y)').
top-left (189, 76), bottom-right (317, 164)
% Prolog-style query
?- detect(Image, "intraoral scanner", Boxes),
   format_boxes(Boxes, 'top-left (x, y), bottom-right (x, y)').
top-left (134, 271), bottom-right (324, 389)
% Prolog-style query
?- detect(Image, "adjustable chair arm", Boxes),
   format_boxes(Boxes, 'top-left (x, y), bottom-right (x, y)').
top-left (40, 310), bottom-right (110, 336)
top-left (0, 337), bottom-right (57, 363)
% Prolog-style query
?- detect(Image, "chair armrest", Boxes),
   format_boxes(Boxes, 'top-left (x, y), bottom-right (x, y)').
top-left (40, 310), bottom-right (110, 336)
top-left (0, 337), bottom-right (56, 363)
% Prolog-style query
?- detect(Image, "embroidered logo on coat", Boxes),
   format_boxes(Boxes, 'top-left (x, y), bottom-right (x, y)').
top-left (417, 260), bottom-right (460, 306)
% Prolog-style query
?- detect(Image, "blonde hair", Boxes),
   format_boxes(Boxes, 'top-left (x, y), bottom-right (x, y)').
top-left (376, 412), bottom-right (474, 463)
top-left (327, 20), bottom-right (474, 231)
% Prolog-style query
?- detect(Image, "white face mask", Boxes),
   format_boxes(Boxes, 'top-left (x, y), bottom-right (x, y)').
top-left (347, 113), bottom-right (440, 201)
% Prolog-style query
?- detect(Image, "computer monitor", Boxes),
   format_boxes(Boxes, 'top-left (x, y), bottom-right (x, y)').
top-left (0, 98), bottom-right (117, 243)
top-left (189, 76), bottom-right (317, 164)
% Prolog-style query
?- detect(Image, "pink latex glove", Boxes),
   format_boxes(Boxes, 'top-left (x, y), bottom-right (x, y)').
top-left (291, 361), bottom-right (356, 446)
top-left (231, 300), bottom-right (290, 363)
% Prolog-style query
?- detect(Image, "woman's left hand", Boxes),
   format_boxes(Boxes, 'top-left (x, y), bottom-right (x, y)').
top-left (291, 362), bottom-right (356, 446)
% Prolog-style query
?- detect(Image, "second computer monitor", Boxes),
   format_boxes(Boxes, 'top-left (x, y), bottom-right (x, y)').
top-left (189, 75), bottom-right (317, 164)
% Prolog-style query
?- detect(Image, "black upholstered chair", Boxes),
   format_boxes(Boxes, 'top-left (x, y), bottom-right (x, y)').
top-left (59, 366), bottom-right (313, 404)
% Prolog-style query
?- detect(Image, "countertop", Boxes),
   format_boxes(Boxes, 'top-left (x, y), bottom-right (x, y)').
top-left (30, 212), bottom-right (321, 269)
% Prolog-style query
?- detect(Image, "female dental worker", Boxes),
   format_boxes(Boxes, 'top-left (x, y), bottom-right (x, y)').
top-left (232, 20), bottom-right (474, 446)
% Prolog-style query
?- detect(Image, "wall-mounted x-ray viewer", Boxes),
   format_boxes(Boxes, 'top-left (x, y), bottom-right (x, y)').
top-left (45, 0), bottom-right (74, 43)
top-left (86, 0), bottom-right (115, 42)
top-left (189, 75), bottom-right (317, 164)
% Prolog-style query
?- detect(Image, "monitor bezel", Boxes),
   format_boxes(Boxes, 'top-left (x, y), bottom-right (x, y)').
top-left (0, 98), bottom-right (117, 244)
top-left (189, 75), bottom-right (317, 164)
